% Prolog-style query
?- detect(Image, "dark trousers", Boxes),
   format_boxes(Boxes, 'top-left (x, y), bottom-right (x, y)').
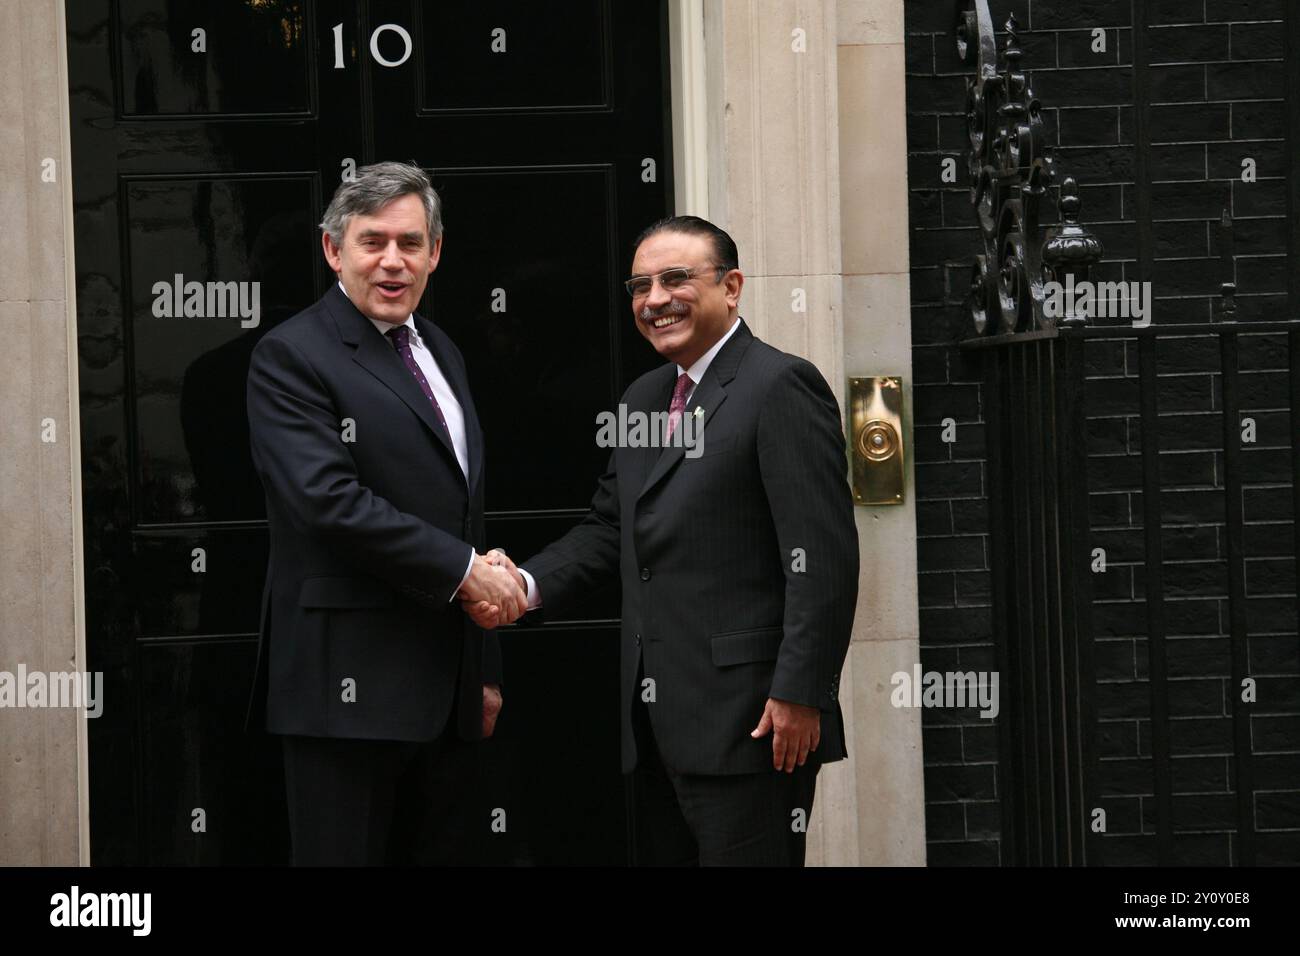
top-left (629, 689), bottom-right (819, 867)
top-left (280, 732), bottom-right (477, 866)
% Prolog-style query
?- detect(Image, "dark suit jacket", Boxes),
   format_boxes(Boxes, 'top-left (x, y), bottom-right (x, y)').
top-left (244, 284), bottom-right (500, 743)
top-left (522, 320), bottom-right (859, 775)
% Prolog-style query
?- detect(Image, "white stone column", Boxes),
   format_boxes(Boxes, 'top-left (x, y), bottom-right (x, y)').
top-left (703, 0), bottom-right (844, 386)
top-left (0, 0), bottom-right (89, 865)
top-left (831, 0), bottom-right (926, 866)
top-left (692, 0), bottom-right (925, 865)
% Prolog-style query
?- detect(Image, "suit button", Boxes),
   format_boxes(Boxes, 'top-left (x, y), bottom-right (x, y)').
top-left (634, 634), bottom-right (641, 646)
top-left (640, 568), bottom-right (651, 581)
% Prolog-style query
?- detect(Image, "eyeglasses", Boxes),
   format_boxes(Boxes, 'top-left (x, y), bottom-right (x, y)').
top-left (624, 265), bottom-right (725, 298)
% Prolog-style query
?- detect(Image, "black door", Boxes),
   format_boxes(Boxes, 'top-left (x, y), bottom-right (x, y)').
top-left (68, 0), bottom-right (672, 865)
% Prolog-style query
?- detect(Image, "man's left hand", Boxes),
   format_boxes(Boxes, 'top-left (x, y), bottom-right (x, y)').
top-left (482, 683), bottom-right (503, 739)
top-left (750, 697), bottom-right (820, 772)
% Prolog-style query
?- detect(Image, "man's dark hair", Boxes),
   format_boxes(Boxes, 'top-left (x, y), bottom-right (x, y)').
top-left (631, 215), bottom-right (739, 274)
top-left (320, 160), bottom-right (442, 246)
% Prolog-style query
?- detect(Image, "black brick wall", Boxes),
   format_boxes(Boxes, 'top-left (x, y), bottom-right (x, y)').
top-left (906, 0), bottom-right (1300, 865)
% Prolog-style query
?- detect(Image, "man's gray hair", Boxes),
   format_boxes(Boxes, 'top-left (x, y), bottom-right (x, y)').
top-left (319, 161), bottom-right (443, 247)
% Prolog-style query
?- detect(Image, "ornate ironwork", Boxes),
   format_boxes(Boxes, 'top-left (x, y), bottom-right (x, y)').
top-left (957, 1), bottom-right (1103, 335)
top-left (955, 1), bottom-right (1300, 869)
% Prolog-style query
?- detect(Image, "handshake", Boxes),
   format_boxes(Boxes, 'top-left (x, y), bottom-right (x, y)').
top-left (457, 549), bottom-right (528, 629)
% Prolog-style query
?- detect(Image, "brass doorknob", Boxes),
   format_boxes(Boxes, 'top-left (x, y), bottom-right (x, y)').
top-left (857, 420), bottom-right (899, 462)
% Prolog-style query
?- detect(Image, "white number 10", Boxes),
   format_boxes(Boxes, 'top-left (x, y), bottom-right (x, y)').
top-left (332, 22), bottom-right (413, 69)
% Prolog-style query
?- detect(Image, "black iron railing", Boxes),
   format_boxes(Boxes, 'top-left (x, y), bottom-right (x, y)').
top-left (955, 0), bottom-right (1300, 865)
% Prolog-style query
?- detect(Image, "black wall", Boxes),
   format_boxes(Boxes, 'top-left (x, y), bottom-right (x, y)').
top-left (905, 0), bottom-right (1300, 864)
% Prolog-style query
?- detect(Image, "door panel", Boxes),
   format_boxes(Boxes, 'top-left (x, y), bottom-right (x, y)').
top-left (413, 1), bottom-right (610, 111)
top-left (68, 0), bottom-right (672, 865)
top-left (429, 165), bottom-right (618, 510)
top-left (116, 0), bottom-right (315, 117)
top-left (126, 174), bottom-right (319, 524)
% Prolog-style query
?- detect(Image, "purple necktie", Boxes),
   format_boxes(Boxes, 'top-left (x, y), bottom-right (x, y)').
top-left (386, 325), bottom-right (449, 435)
top-left (666, 372), bottom-right (694, 440)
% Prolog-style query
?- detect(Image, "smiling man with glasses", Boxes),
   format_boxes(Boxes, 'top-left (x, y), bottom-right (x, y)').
top-left (468, 214), bottom-right (860, 866)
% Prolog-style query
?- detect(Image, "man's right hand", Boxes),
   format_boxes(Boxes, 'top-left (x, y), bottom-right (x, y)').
top-left (484, 549), bottom-right (527, 593)
top-left (458, 552), bottom-right (527, 628)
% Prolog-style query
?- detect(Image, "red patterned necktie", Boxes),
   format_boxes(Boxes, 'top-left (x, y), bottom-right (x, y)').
top-left (386, 325), bottom-right (449, 435)
top-left (666, 372), bottom-right (694, 440)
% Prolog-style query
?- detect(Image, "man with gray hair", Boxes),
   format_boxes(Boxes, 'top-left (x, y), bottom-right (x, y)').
top-left (244, 161), bottom-right (525, 864)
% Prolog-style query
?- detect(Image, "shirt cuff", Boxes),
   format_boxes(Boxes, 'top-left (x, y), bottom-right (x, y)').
top-left (518, 568), bottom-right (542, 609)
top-left (448, 547), bottom-right (475, 603)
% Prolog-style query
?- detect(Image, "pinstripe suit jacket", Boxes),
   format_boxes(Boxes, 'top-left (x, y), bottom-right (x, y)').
top-left (522, 319), bottom-right (859, 775)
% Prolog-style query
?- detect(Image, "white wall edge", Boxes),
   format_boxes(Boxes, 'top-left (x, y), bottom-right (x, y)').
top-left (53, 0), bottom-right (91, 867)
top-left (668, 0), bottom-right (709, 218)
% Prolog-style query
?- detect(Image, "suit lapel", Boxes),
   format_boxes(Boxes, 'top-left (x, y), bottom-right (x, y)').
top-left (629, 365), bottom-right (678, 495)
top-left (325, 285), bottom-right (462, 474)
top-left (636, 374), bottom-right (727, 500)
top-left (636, 319), bottom-right (753, 502)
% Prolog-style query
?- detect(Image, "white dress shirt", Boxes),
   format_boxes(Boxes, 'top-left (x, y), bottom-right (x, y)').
top-left (518, 316), bottom-right (743, 609)
top-left (679, 316), bottom-right (741, 405)
top-left (337, 281), bottom-right (475, 597)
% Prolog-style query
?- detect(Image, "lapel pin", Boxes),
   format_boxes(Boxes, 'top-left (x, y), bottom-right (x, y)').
top-left (693, 406), bottom-right (704, 418)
